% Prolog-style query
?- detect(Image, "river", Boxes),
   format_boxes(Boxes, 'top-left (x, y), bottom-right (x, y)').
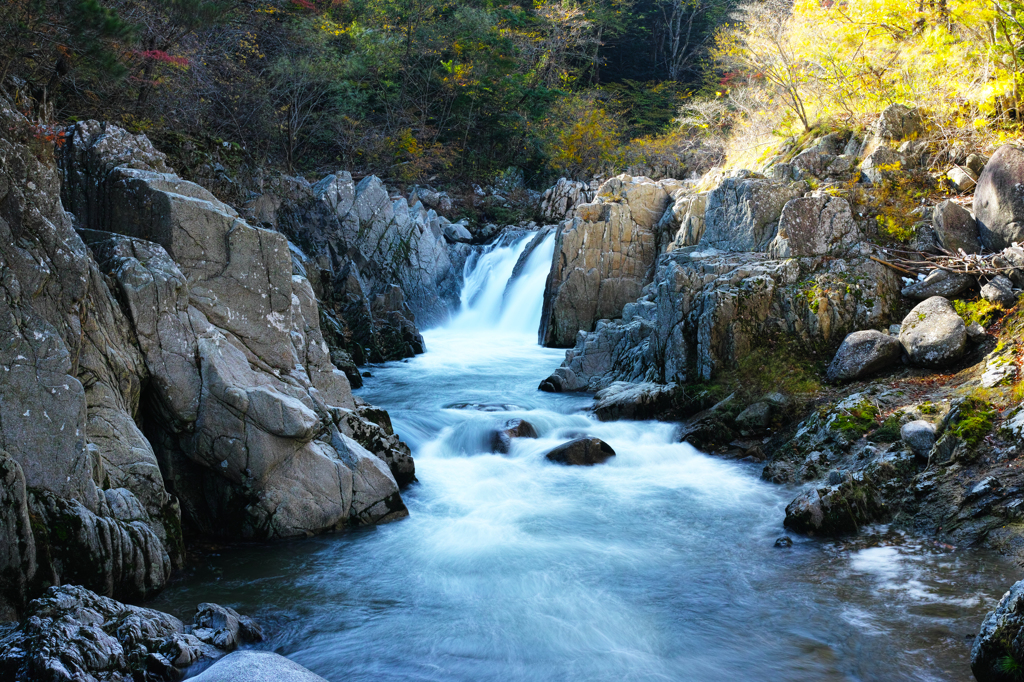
top-left (149, 231), bottom-right (1016, 682)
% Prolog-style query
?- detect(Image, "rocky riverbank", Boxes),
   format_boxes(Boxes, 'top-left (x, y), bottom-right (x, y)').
top-left (3, 95), bottom-right (1024, 680)
top-left (532, 105), bottom-right (1024, 678)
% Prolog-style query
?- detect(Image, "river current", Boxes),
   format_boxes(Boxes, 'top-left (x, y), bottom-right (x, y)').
top-left (151, 232), bottom-right (1017, 681)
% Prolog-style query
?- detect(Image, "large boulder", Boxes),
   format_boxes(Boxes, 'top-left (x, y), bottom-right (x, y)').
top-left (539, 175), bottom-right (670, 347)
top-left (932, 200), bottom-right (980, 254)
top-left (975, 144), bottom-right (1024, 251)
top-left (545, 438), bottom-right (616, 465)
top-left (873, 104), bottom-right (924, 142)
top-left (189, 651), bottom-right (329, 682)
top-left (825, 330), bottom-right (903, 382)
top-left (900, 268), bottom-right (974, 300)
top-left (898, 296), bottom-right (967, 367)
top-left (698, 174), bottom-right (803, 252)
top-left (768, 194), bottom-right (863, 258)
top-left (860, 147), bottom-right (907, 184)
top-left (592, 381), bottom-right (676, 421)
top-left (972, 579), bottom-right (1024, 682)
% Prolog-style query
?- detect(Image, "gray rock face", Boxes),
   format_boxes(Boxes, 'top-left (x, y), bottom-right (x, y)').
top-left (898, 296), bottom-right (967, 367)
top-left (873, 104), bottom-right (924, 141)
top-left (540, 175), bottom-right (670, 347)
top-left (825, 330), bottom-right (903, 382)
top-left (189, 651), bottom-right (329, 682)
top-left (544, 249), bottom-right (901, 390)
top-left (545, 438), bottom-right (616, 466)
top-left (901, 420), bottom-right (937, 458)
top-left (58, 122), bottom-right (409, 541)
top-left (982, 275), bottom-right (1017, 307)
top-left (659, 191), bottom-right (707, 251)
top-left (931, 200), bottom-right (980, 254)
top-left (0, 104), bottom-right (183, 613)
top-left (699, 175), bottom-right (803, 252)
top-left (860, 146), bottom-right (910, 184)
top-left (975, 144), bottom-right (1024, 251)
top-left (900, 268), bottom-right (973, 300)
top-left (768, 194), bottom-right (863, 258)
top-left (972, 579), bottom-right (1024, 682)
top-left (0, 585), bottom-right (259, 682)
top-left (592, 382), bottom-right (676, 421)
top-left (540, 177), bottom-right (595, 222)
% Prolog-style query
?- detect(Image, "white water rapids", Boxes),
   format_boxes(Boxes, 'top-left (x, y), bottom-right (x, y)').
top-left (152, 231), bottom-right (1015, 682)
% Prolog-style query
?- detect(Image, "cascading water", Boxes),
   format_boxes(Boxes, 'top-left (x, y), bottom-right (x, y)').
top-left (151, 232), bottom-right (1015, 682)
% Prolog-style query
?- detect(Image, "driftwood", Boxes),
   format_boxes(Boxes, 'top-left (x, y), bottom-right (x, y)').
top-left (871, 245), bottom-right (1017, 281)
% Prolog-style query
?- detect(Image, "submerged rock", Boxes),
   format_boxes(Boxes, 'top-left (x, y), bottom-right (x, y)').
top-left (544, 438), bottom-right (616, 466)
top-left (492, 419), bottom-right (539, 454)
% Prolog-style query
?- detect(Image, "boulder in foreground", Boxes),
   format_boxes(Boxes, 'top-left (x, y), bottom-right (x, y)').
top-left (898, 296), bottom-right (967, 368)
top-left (545, 438), bottom-right (616, 466)
top-left (189, 651), bottom-right (328, 682)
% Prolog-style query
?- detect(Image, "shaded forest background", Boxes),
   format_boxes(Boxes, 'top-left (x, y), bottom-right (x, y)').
top-left (5, 0), bottom-right (1024, 191)
top-left (0, 0), bottom-right (732, 186)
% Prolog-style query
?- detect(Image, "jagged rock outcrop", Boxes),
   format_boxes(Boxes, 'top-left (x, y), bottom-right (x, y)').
top-left (0, 106), bottom-right (179, 616)
top-left (768, 193), bottom-right (863, 258)
top-left (0, 103), bottom-right (417, 614)
top-left (0, 585), bottom-right (261, 681)
top-left (540, 174), bottom-right (676, 347)
top-left (658, 190), bottom-right (706, 252)
top-left (698, 173), bottom-right (803, 252)
top-left (540, 178), bottom-right (595, 222)
top-left (242, 170), bottom-right (467, 368)
top-left (60, 120), bottom-right (408, 541)
top-left (542, 248), bottom-right (902, 391)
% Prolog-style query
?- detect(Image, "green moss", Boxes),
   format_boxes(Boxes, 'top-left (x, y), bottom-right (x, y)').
top-left (868, 413), bottom-right (902, 443)
top-left (832, 399), bottom-right (879, 437)
top-left (947, 396), bottom-right (996, 447)
top-left (954, 298), bottom-right (1002, 327)
top-left (918, 401), bottom-right (939, 415)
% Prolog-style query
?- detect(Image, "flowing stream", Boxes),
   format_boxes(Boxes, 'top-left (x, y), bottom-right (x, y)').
top-left (151, 232), bottom-right (1017, 682)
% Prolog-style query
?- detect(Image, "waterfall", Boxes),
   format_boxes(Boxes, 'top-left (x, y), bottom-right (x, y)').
top-left (446, 231), bottom-right (555, 337)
